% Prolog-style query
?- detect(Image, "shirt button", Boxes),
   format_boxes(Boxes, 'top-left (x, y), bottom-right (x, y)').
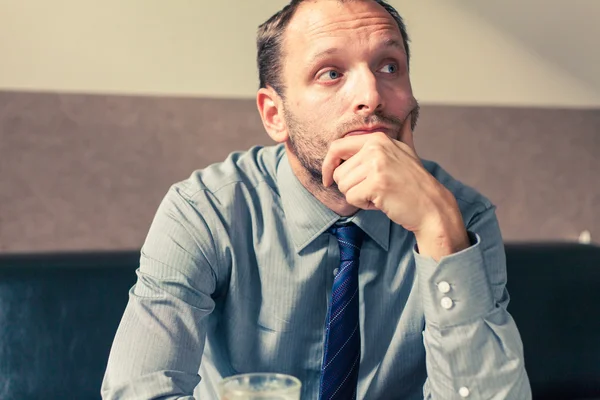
top-left (440, 296), bottom-right (454, 310)
top-left (333, 268), bottom-right (339, 276)
top-left (437, 281), bottom-right (451, 293)
top-left (459, 386), bottom-right (470, 397)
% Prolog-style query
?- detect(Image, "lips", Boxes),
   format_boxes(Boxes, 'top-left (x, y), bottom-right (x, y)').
top-left (345, 127), bottom-right (388, 137)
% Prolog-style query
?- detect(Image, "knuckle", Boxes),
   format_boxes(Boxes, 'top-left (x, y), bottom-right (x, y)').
top-left (374, 131), bottom-right (389, 141)
top-left (371, 156), bottom-right (389, 172)
top-left (371, 172), bottom-right (389, 190)
top-left (365, 141), bottom-right (382, 153)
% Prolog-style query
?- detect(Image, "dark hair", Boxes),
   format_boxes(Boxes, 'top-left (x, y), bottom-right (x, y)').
top-left (257, 0), bottom-right (410, 97)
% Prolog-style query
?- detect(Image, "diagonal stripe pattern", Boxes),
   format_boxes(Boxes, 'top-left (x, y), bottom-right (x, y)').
top-left (319, 223), bottom-right (365, 400)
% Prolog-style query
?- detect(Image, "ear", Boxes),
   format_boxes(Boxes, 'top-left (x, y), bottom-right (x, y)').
top-left (257, 86), bottom-right (288, 143)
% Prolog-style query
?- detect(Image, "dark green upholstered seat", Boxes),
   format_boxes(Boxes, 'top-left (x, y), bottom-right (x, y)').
top-left (0, 244), bottom-right (599, 399)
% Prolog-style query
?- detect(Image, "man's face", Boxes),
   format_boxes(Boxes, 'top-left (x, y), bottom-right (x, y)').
top-left (280, 0), bottom-right (418, 186)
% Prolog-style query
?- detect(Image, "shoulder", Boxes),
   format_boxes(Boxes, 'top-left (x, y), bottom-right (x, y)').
top-left (170, 144), bottom-right (285, 205)
top-left (150, 145), bottom-right (285, 273)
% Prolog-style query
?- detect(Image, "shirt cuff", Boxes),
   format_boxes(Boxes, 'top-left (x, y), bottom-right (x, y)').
top-left (414, 232), bottom-right (495, 328)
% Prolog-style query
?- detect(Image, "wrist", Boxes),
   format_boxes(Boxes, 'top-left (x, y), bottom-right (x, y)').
top-left (414, 198), bottom-right (470, 261)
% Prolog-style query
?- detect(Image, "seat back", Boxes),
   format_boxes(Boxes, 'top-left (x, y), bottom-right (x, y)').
top-left (1, 244), bottom-right (599, 400)
top-left (0, 252), bottom-right (139, 400)
top-left (506, 243), bottom-right (600, 400)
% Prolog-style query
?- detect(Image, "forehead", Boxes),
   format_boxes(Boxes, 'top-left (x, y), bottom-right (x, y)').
top-left (283, 0), bottom-right (403, 55)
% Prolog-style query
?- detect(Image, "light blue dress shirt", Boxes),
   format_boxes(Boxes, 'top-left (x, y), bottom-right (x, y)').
top-left (102, 144), bottom-right (531, 399)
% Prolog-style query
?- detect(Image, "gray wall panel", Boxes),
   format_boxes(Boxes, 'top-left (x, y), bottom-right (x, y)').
top-left (1, 91), bottom-right (598, 252)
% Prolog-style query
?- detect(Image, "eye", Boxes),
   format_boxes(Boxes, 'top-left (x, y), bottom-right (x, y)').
top-left (317, 70), bottom-right (342, 82)
top-left (379, 63), bottom-right (398, 74)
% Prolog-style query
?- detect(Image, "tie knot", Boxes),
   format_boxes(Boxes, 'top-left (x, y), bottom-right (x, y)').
top-left (329, 223), bottom-right (365, 262)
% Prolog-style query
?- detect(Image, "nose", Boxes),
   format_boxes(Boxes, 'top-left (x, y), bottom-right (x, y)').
top-left (352, 68), bottom-right (384, 115)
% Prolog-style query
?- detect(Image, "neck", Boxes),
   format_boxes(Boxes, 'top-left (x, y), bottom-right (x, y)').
top-left (285, 147), bottom-right (359, 217)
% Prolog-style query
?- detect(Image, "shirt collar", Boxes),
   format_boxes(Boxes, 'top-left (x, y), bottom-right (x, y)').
top-left (276, 150), bottom-right (390, 253)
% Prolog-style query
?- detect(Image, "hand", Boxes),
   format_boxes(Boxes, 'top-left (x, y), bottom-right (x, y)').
top-left (322, 113), bottom-right (470, 259)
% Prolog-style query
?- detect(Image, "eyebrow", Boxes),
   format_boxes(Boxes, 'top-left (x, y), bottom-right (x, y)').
top-left (308, 38), bottom-right (406, 63)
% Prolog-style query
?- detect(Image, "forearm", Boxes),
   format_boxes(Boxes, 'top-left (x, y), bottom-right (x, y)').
top-left (422, 300), bottom-right (530, 399)
top-left (103, 189), bottom-right (219, 399)
top-left (101, 271), bottom-right (208, 399)
top-left (417, 228), bottom-right (531, 399)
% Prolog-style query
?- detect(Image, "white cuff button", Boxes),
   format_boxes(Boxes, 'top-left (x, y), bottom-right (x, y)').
top-left (459, 386), bottom-right (470, 397)
top-left (333, 268), bottom-right (339, 276)
top-left (437, 281), bottom-right (451, 293)
top-left (440, 296), bottom-right (454, 310)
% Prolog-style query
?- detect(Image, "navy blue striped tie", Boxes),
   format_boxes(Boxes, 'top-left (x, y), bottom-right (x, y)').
top-left (319, 223), bottom-right (365, 400)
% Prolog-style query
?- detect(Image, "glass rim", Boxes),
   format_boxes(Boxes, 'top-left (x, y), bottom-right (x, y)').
top-left (218, 372), bottom-right (302, 395)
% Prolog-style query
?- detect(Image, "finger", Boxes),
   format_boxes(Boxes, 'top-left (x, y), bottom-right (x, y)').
top-left (344, 179), bottom-right (377, 210)
top-left (336, 162), bottom-right (369, 195)
top-left (322, 135), bottom-right (371, 187)
top-left (331, 148), bottom-right (364, 186)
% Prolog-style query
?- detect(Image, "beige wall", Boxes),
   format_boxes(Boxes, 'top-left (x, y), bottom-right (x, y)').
top-left (1, 0), bottom-right (599, 108)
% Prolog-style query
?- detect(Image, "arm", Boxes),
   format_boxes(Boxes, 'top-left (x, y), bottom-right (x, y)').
top-left (101, 188), bottom-right (221, 399)
top-left (319, 110), bottom-right (531, 398)
top-left (419, 205), bottom-right (531, 399)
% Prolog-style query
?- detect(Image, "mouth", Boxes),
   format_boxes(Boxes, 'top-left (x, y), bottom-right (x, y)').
top-left (345, 126), bottom-right (390, 137)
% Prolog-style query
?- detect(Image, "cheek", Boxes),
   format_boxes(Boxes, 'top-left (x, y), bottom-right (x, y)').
top-left (385, 85), bottom-right (415, 113)
top-left (296, 94), bottom-right (344, 128)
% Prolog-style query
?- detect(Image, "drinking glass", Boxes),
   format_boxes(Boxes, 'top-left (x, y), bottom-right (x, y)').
top-left (218, 373), bottom-right (301, 400)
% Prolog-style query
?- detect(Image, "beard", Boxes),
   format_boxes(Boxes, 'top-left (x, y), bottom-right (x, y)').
top-left (285, 109), bottom-right (331, 189)
top-left (283, 101), bottom-right (420, 193)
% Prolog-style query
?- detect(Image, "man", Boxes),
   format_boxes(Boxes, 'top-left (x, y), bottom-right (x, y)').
top-left (102, 0), bottom-right (531, 398)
